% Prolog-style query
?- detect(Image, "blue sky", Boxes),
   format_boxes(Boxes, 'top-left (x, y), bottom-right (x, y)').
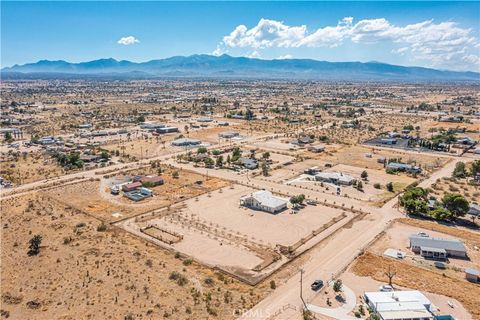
top-left (2, 1), bottom-right (479, 71)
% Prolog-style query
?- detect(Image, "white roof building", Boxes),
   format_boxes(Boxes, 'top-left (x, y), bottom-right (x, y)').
top-left (314, 172), bottom-right (356, 185)
top-left (364, 291), bottom-right (434, 320)
top-left (240, 190), bottom-right (288, 214)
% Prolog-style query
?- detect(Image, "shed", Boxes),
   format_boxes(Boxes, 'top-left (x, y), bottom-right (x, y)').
top-left (465, 268), bottom-right (479, 282)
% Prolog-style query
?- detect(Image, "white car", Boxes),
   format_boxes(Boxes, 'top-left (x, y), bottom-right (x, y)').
top-left (379, 284), bottom-right (394, 292)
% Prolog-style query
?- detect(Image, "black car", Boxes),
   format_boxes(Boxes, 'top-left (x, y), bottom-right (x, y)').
top-left (311, 280), bottom-right (324, 291)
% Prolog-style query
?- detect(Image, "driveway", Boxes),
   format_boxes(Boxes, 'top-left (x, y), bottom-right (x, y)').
top-left (306, 285), bottom-right (357, 320)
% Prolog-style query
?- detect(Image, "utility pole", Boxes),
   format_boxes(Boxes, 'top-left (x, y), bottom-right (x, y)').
top-left (299, 268), bottom-right (307, 309)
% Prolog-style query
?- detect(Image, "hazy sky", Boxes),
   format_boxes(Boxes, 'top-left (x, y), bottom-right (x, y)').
top-left (2, 1), bottom-right (479, 71)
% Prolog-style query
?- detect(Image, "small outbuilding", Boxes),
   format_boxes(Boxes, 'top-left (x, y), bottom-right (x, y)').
top-left (465, 268), bottom-right (479, 283)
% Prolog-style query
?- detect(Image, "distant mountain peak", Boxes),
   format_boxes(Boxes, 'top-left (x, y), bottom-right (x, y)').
top-left (2, 55), bottom-right (479, 81)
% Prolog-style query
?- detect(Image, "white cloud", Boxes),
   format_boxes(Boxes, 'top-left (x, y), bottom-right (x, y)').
top-left (117, 36), bottom-right (139, 45)
top-left (212, 45), bottom-right (226, 56)
top-left (218, 17), bottom-right (480, 71)
top-left (247, 50), bottom-right (261, 58)
top-left (391, 47), bottom-right (409, 56)
top-left (276, 54), bottom-right (293, 60)
top-left (223, 19), bottom-right (307, 49)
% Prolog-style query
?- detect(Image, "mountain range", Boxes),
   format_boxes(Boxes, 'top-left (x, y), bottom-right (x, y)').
top-left (2, 54), bottom-right (479, 81)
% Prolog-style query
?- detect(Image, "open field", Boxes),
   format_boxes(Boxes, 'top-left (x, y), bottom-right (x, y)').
top-left (0, 152), bottom-right (64, 185)
top-left (0, 194), bottom-right (270, 320)
top-left (102, 135), bottom-right (180, 161)
top-left (430, 175), bottom-right (480, 204)
top-left (321, 145), bottom-right (450, 173)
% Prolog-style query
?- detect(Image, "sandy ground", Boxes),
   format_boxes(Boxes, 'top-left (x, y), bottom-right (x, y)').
top-left (322, 145), bottom-right (450, 172)
top-left (0, 152), bottom-right (65, 185)
top-left (178, 185), bottom-right (347, 247)
top-left (0, 194), bottom-right (271, 320)
top-left (430, 174), bottom-right (480, 205)
top-left (44, 168), bottom-right (229, 223)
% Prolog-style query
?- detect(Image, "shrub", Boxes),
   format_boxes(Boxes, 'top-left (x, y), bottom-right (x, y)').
top-left (183, 259), bottom-right (193, 266)
top-left (373, 183), bottom-right (381, 189)
top-left (96, 223), bottom-right (107, 232)
top-left (204, 277), bottom-right (214, 286)
top-left (270, 280), bottom-right (276, 289)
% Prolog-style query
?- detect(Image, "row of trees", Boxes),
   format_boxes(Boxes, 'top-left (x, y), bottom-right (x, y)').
top-left (399, 186), bottom-right (470, 221)
top-left (452, 160), bottom-right (480, 179)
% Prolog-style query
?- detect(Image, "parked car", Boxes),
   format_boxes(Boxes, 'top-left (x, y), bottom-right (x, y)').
top-left (311, 280), bottom-right (324, 291)
top-left (379, 284), bottom-right (394, 292)
top-left (417, 232), bottom-right (429, 237)
top-left (434, 261), bottom-right (446, 269)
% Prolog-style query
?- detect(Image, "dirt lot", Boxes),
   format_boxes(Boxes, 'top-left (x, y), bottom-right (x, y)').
top-left (0, 152), bottom-right (65, 185)
top-left (430, 175), bottom-right (480, 205)
top-left (177, 185), bottom-right (347, 248)
top-left (116, 184), bottom-right (352, 284)
top-left (102, 135), bottom-right (180, 161)
top-left (351, 251), bottom-right (480, 319)
top-left (321, 145), bottom-right (450, 173)
top-left (0, 194), bottom-right (270, 320)
top-left (44, 167), bottom-right (229, 223)
top-left (369, 221), bottom-right (480, 281)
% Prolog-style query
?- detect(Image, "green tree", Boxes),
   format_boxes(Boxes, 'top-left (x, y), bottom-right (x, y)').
top-left (4, 132), bottom-right (13, 143)
top-left (216, 155), bottom-right (224, 168)
top-left (402, 199), bottom-right (428, 215)
top-left (197, 147), bottom-right (208, 154)
top-left (386, 182), bottom-right (394, 192)
top-left (429, 207), bottom-right (453, 221)
top-left (452, 161), bottom-right (467, 178)
top-left (172, 171), bottom-right (179, 179)
top-left (470, 160), bottom-right (480, 177)
top-left (261, 161), bottom-right (269, 177)
top-left (290, 194), bottom-right (305, 206)
top-left (442, 193), bottom-right (469, 218)
top-left (136, 115), bottom-right (145, 123)
top-left (361, 170), bottom-right (368, 180)
top-left (356, 181), bottom-right (364, 192)
top-left (100, 150), bottom-right (110, 161)
top-left (28, 235), bottom-right (42, 256)
top-left (262, 152), bottom-right (271, 160)
top-left (232, 147), bottom-right (241, 160)
top-left (333, 279), bottom-right (343, 293)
